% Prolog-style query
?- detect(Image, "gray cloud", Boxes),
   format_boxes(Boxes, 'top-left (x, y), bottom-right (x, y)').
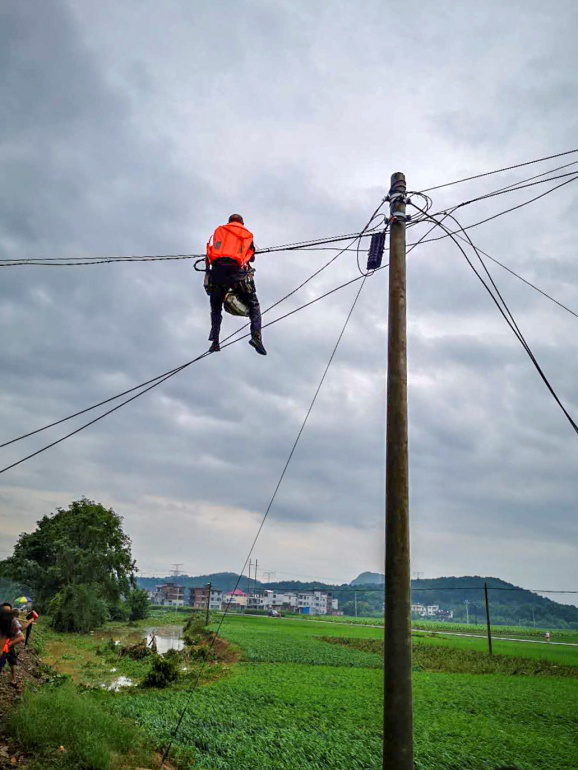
top-left (0, 0), bottom-right (577, 590)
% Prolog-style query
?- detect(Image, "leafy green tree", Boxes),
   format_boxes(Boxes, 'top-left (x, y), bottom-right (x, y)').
top-left (49, 584), bottom-right (108, 632)
top-left (1, 498), bottom-right (136, 631)
top-left (126, 588), bottom-right (150, 621)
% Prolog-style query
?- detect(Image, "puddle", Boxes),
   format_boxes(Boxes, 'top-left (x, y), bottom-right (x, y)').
top-left (144, 626), bottom-right (184, 654)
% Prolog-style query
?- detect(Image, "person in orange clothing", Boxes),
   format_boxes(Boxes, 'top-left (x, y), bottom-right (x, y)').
top-left (0, 608), bottom-right (32, 690)
top-left (206, 214), bottom-right (266, 355)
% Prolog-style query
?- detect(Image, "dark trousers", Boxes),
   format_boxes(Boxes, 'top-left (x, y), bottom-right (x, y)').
top-left (209, 259), bottom-right (262, 338)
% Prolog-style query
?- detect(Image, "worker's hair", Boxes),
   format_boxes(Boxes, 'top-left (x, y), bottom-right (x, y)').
top-left (228, 214), bottom-right (244, 225)
top-left (1, 602), bottom-right (12, 609)
top-left (11, 608), bottom-right (19, 617)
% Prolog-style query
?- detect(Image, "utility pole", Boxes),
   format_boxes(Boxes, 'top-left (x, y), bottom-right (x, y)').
top-left (205, 582), bottom-right (212, 626)
top-left (247, 560), bottom-right (252, 596)
top-left (384, 172), bottom-right (413, 770)
top-left (465, 599), bottom-right (470, 625)
top-left (484, 582), bottom-right (493, 655)
top-left (254, 559), bottom-right (258, 594)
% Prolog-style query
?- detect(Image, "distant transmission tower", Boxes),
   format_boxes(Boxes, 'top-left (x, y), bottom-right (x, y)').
top-left (171, 563), bottom-right (183, 578)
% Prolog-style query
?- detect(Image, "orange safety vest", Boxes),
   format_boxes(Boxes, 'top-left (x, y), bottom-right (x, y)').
top-left (206, 222), bottom-right (255, 267)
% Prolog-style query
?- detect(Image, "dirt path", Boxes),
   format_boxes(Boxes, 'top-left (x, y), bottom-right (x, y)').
top-left (0, 646), bottom-right (46, 768)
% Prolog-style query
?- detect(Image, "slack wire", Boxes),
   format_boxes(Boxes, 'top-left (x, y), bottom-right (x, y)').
top-left (160, 274), bottom-right (370, 767)
top-left (439, 171), bottom-right (578, 231)
top-left (0, 280), bottom-right (365, 475)
top-left (448, 170), bottom-right (578, 210)
top-left (0, 201), bottom-right (388, 455)
top-left (0, 228), bottom-right (382, 268)
top-left (405, 177), bottom-right (578, 320)
top-left (7, 177), bottom-right (574, 461)
top-left (420, 147), bottom-right (578, 193)
top-left (411, 204), bottom-right (578, 436)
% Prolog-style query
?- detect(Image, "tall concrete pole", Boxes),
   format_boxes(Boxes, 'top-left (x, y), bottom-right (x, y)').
top-left (384, 171), bottom-right (414, 770)
top-left (205, 582), bottom-right (212, 626)
top-left (484, 583), bottom-right (493, 655)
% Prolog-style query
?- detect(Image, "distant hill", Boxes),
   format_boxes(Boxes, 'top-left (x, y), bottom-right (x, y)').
top-left (348, 573), bottom-right (578, 629)
top-left (351, 572), bottom-right (384, 586)
top-left (136, 571), bottom-right (578, 629)
top-left (136, 572), bottom-right (262, 593)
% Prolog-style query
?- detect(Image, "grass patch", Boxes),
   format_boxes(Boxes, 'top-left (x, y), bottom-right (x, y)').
top-left (7, 681), bottom-right (151, 770)
top-left (321, 636), bottom-right (578, 677)
top-left (413, 630), bottom-right (578, 667)
top-left (111, 662), bottom-right (578, 770)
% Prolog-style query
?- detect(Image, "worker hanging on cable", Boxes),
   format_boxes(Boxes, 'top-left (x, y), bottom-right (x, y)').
top-left (205, 214), bottom-right (267, 356)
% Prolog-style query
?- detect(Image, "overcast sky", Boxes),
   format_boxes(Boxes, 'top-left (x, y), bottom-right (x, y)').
top-left (1, 0), bottom-right (577, 601)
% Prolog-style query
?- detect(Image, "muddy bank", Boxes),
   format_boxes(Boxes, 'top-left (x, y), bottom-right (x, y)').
top-left (0, 646), bottom-right (46, 768)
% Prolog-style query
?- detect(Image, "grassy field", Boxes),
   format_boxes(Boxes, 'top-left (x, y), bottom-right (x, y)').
top-left (286, 612), bottom-right (578, 642)
top-left (27, 612), bottom-right (578, 769)
top-left (108, 614), bottom-right (578, 769)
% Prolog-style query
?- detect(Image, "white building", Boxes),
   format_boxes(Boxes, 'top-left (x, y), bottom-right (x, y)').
top-left (149, 582), bottom-right (185, 606)
top-left (296, 591), bottom-right (334, 616)
top-left (246, 589), bottom-right (337, 616)
top-left (223, 589), bottom-right (249, 609)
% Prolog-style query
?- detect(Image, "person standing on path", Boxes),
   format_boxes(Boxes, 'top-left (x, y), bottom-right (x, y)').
top-left (0, 609), bottom-right (31, 690)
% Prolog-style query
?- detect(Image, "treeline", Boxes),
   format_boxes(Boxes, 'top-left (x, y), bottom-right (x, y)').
top-left (136, 572), bottom-right (578, 629)
top-left (0, 498), bottom-right (149, 632)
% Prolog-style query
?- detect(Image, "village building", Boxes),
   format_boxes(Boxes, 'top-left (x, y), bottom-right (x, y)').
top-left (149, 582), bottom-right (185, 606)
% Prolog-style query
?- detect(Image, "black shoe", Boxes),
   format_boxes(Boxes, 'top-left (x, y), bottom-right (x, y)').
top-left (249, 334), bottom-right (267, 356)
top-left (209, 339), bottom-right (221, 353)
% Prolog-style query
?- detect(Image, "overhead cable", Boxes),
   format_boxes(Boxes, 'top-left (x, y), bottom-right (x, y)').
top-left (411, 204), bottom-right (578, 437)
top-left (160, 274), bottom-right (371, 766)
top-left (0, 228), bottom-right (383, 268)
top-left (0, 200), bottom-right (389, 471)
top-left (420, 147), bottom-right (578, 193)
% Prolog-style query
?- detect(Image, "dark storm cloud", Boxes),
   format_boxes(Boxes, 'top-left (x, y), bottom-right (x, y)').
top-left (1, 0), bottom-right (577, 587)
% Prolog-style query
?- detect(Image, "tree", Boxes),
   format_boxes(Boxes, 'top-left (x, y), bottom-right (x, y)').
top-left (126, 588), bottom-right (150, 621)
top-left (49, 584), bottom-right (108, 633)
top-left (1, 498), bottom-right (136, 631)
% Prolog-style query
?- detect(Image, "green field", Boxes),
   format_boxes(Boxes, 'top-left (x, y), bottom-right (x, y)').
top-left (101, 614), bottom-right (578, 770)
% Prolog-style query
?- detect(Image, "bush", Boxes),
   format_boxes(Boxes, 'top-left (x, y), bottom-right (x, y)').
top-left (108, 600), bottom-right (128, 622)
top-left (7, 681), bottom-right (148, 769)
top-left (142, 653), bottom-right (180, 688)
top-left (126, 587), bottom-right (150, 621)
top-left (49, 585), bottom-right (107, 633)
top-left (120, 641), bottom-right (151, 660)
top-left (183, 613), bottom-right (210, 649)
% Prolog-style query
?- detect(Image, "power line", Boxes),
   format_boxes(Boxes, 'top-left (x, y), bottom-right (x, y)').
top-left (444, 170), bottom-right (578, 211)
top-left (435, 171), bottom-right (578, 235)
top-left (453, 241), bottom-right (578, 321)
top-left (4, 175), bottom-right (576, 474)
top-left (1, 197), bottom-right (389, 456)
top-left (420, 147), bottom-right (578, 193)
top-left (404, 180), bottom-right (578, 321)
top-left (160, 274), bottom-right (371, 766)
top-left (412, 204), bottom-right (578, 437)
top-left (5, 173), bottom-right (576, 458)
top-left (0, 205), bottom-right (390, 473)
top-left (0, 228), bottom-right (383, 268)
